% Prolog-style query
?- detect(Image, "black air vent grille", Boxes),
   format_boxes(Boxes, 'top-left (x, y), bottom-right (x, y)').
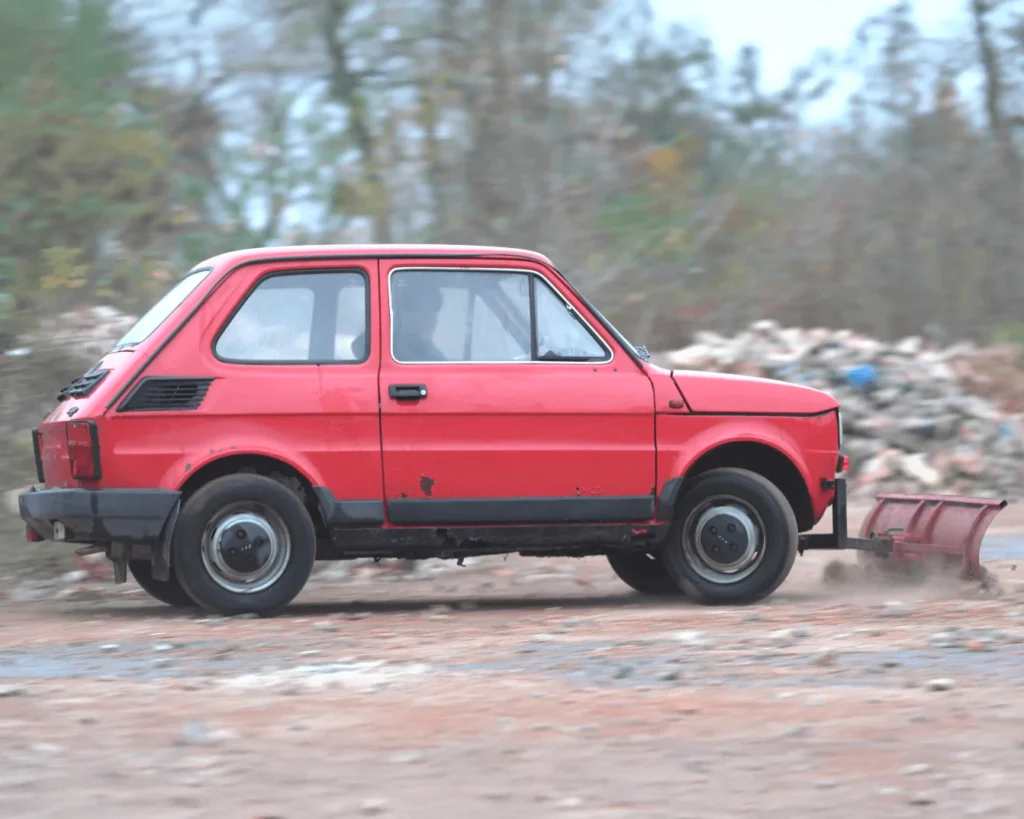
top-left (57, 369), bottom-right (110, 401)
top-left (119, 378), bottom-right (214, 412)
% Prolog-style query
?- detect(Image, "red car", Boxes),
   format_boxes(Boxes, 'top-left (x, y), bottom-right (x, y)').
top-left (19, 243), bottom-right (857, 615)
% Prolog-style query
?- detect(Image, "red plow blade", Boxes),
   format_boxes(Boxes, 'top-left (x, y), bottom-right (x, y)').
top-left (857, 493), bottom-right (1008, 581)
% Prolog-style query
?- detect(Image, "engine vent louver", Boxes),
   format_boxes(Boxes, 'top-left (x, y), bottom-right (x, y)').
top-left (119, 378), bottom-right (214, 412)
top-left (57, 369), bottom-right (110, 401)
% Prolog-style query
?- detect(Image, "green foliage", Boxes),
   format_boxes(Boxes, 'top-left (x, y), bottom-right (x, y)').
top-left (0, 0), bottom-right (173, 335)
top-left (990, 323), bottom-right (1024, 347)
top-left (0, 0), bottom-right (1022, 359)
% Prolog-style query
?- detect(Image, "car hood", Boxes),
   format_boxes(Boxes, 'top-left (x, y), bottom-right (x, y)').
top-left (671, 369), bottom-right (839, 415)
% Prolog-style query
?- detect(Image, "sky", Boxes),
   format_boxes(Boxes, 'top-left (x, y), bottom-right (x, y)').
top-left (651, 0), bottom-right (971, 119)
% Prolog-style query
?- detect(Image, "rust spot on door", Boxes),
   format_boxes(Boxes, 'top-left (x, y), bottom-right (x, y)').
top-left (419, 476), bottom-right (435, 497)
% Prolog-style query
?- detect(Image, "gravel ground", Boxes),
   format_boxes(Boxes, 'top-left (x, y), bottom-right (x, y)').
top-left (1, 542), bottom-right (1024, 819)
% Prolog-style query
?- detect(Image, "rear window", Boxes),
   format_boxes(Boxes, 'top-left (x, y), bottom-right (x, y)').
top-left (113, 268), bottom-right (211, 350)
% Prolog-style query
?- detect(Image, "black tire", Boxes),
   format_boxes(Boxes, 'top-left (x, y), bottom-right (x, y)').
top-left (659, 467), bottom-right (798, 605)
top-left (171, 474), bottom-right (316, 616)
top-left (128, 560), bottom-right (197, 608)
top-left (607, 551), bottom-right (683, 596)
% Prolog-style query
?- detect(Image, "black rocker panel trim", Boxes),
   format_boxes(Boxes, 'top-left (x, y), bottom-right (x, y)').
top-left (312, 486), bottom-right (386, 526)
top-left (386, 495), bottom-right (655, 526)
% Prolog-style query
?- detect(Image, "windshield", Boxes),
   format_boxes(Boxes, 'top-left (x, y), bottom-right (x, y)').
top-left (557, 270), bottom-right (647, 362)
top-left (113, 268), bottom-right (211, 349)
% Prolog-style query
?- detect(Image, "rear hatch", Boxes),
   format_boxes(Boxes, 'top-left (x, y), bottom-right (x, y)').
top-left (35, 351), bottom-right (139, 487)
top-left (33, 267), bottom-right (213, 488)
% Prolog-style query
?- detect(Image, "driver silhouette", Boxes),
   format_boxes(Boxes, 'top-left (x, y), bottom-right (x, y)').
top-left (392, 277), bottom-right (446, 362)
top-left (348, 276), bottom-right (447, 362)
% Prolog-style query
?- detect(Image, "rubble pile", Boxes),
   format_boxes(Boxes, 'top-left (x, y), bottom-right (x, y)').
top-left (657, 320), bottom-right (1024, 500)
top-left (4, 305), bottom-right (138, 364)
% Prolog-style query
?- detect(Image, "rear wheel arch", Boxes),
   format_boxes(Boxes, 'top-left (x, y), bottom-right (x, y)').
top-left (175, 453), bottom-right (325, 530)
top-left (669, 441), bottom-right (814, 531)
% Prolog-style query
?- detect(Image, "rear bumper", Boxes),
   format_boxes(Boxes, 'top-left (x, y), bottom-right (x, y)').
top-left (19, 487), bottom-right (180, 546)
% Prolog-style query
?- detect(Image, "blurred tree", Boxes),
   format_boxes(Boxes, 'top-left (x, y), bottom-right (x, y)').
top-left (5, 0), bottom-right (1024, 355)
top-left (0, 0), bottom-right (177, 327)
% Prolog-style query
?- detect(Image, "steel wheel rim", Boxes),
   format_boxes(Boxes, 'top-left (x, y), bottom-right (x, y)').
top-left (680, 494), bottom-right (766, 585)
top-left (200, 501), bottom-right (291, 594)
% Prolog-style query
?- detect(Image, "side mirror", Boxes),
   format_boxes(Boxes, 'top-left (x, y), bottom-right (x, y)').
top-left (635, 344), bottom-right (650, 361)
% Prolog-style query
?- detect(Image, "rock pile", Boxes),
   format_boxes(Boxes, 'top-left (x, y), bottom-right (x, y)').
top-left (656, 320), bottom-right (1024, 500)
top-left (34, 305), bottom-right (138, 364)
top-left (5, 305), bottom-right (138, 365)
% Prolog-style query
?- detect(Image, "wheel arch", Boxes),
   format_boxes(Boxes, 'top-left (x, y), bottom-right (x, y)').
top-left (175, 452), bottom-right (325, 530)
top-left (661, 441), bottom-right (814, 532)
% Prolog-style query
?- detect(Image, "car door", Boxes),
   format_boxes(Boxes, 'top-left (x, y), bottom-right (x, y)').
top-left (377, 258), bottom-right (657, 526)
top-left (204, 258), bottom-right (383, 518)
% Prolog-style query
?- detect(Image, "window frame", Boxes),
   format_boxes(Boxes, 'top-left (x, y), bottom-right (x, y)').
top-left (387, 266), bottom-right (613, 366)
top-left (212, 267), bottom-right (372, 366)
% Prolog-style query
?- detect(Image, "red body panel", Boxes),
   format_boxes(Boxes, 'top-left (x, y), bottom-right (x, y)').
top-left (376, 257), bottom-right (657, 504)
top-left (32, 243), bottom-right (843, 535)
top-left (671, 370), bottom-right (840, 415)
top-left (112, 258), bottom-right (383, 502)
top-left (646, 362), bottom-right (690, 412)
top-left (655, 412), bottom-right (838, 522)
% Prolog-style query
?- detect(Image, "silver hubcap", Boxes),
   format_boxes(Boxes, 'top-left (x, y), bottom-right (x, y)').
top-left (681, 495), bottom-right (765, 585)
top-left (200, 502), bottom-right (291, 594)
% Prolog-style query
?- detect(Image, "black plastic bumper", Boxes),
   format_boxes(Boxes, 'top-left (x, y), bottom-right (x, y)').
top-left (19, 487), bottom-right (181, 546)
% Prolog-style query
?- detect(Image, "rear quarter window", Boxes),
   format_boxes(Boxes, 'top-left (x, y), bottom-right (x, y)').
top-left (114, 267), bottom-right (211, 349)
top-left (214, 270), bottom-right (368, 363)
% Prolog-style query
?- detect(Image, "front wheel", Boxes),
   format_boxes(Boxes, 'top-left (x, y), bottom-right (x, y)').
top-left (659, 468), bottom-right (798, 605)
top-left (606, 551), bottom-right (683, 596)
top-left (171, 474), bottom-right (317, 616)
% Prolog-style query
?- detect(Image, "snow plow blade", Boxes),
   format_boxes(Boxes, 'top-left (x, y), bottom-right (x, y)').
top-left (856, 492), bottom-right (1007, 580)
top-left (798, 478), bottom-right (1009, 581)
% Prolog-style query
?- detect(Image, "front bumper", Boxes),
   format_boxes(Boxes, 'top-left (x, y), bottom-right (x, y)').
top-left (19, 487), bottom-right (181, 545)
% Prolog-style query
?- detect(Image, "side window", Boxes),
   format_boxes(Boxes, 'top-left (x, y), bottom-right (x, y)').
top-left (390, 270), bottom-right (530, 363)
top-left (533, 278), bottom-right (608, 361)
top-left (471, 296), bottom-right (528, 361)
top-left (335, 276), bottom-right (369, 361)
top-left (216, 271), bottom-right (368, 363)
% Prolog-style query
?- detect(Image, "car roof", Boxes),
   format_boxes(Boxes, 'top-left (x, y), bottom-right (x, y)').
top-left (196, 243), bottom-right (555, 271)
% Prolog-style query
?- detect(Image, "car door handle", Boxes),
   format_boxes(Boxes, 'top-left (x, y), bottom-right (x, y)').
top-left (389, 383), bottom-right (428, 401)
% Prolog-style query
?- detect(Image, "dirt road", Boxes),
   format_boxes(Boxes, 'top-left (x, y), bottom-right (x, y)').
top-left (1, 544), bottom-right (1024, 818)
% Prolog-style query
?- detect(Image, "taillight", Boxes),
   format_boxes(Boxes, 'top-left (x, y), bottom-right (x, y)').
top-left (31, 429), bottom-right (45, 483)
top-left (66, 420), bottom-right (102, 480)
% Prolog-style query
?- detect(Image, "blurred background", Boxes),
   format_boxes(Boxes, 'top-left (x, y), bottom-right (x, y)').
top-left (3, 0), bottom-right (1024, 568)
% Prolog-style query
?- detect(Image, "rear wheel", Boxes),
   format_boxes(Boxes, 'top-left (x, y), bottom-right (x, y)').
top-left (660, 468), bottom-right (798, 605)
top-left (171, 474), bottom-right (316, 616)
top-left (128, 560), bottom-right (196, 608)
top-left (606, 551), bottom-right (683, 596)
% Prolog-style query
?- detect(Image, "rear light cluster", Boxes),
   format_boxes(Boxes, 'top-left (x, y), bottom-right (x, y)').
top-left (66, 420), bottom-right (102, 480)
top-left (31, 429), bottom-right (45, 483)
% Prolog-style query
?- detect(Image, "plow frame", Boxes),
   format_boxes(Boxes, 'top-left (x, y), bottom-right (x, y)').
top-left (798, 477), bottom-right (1008, 581)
